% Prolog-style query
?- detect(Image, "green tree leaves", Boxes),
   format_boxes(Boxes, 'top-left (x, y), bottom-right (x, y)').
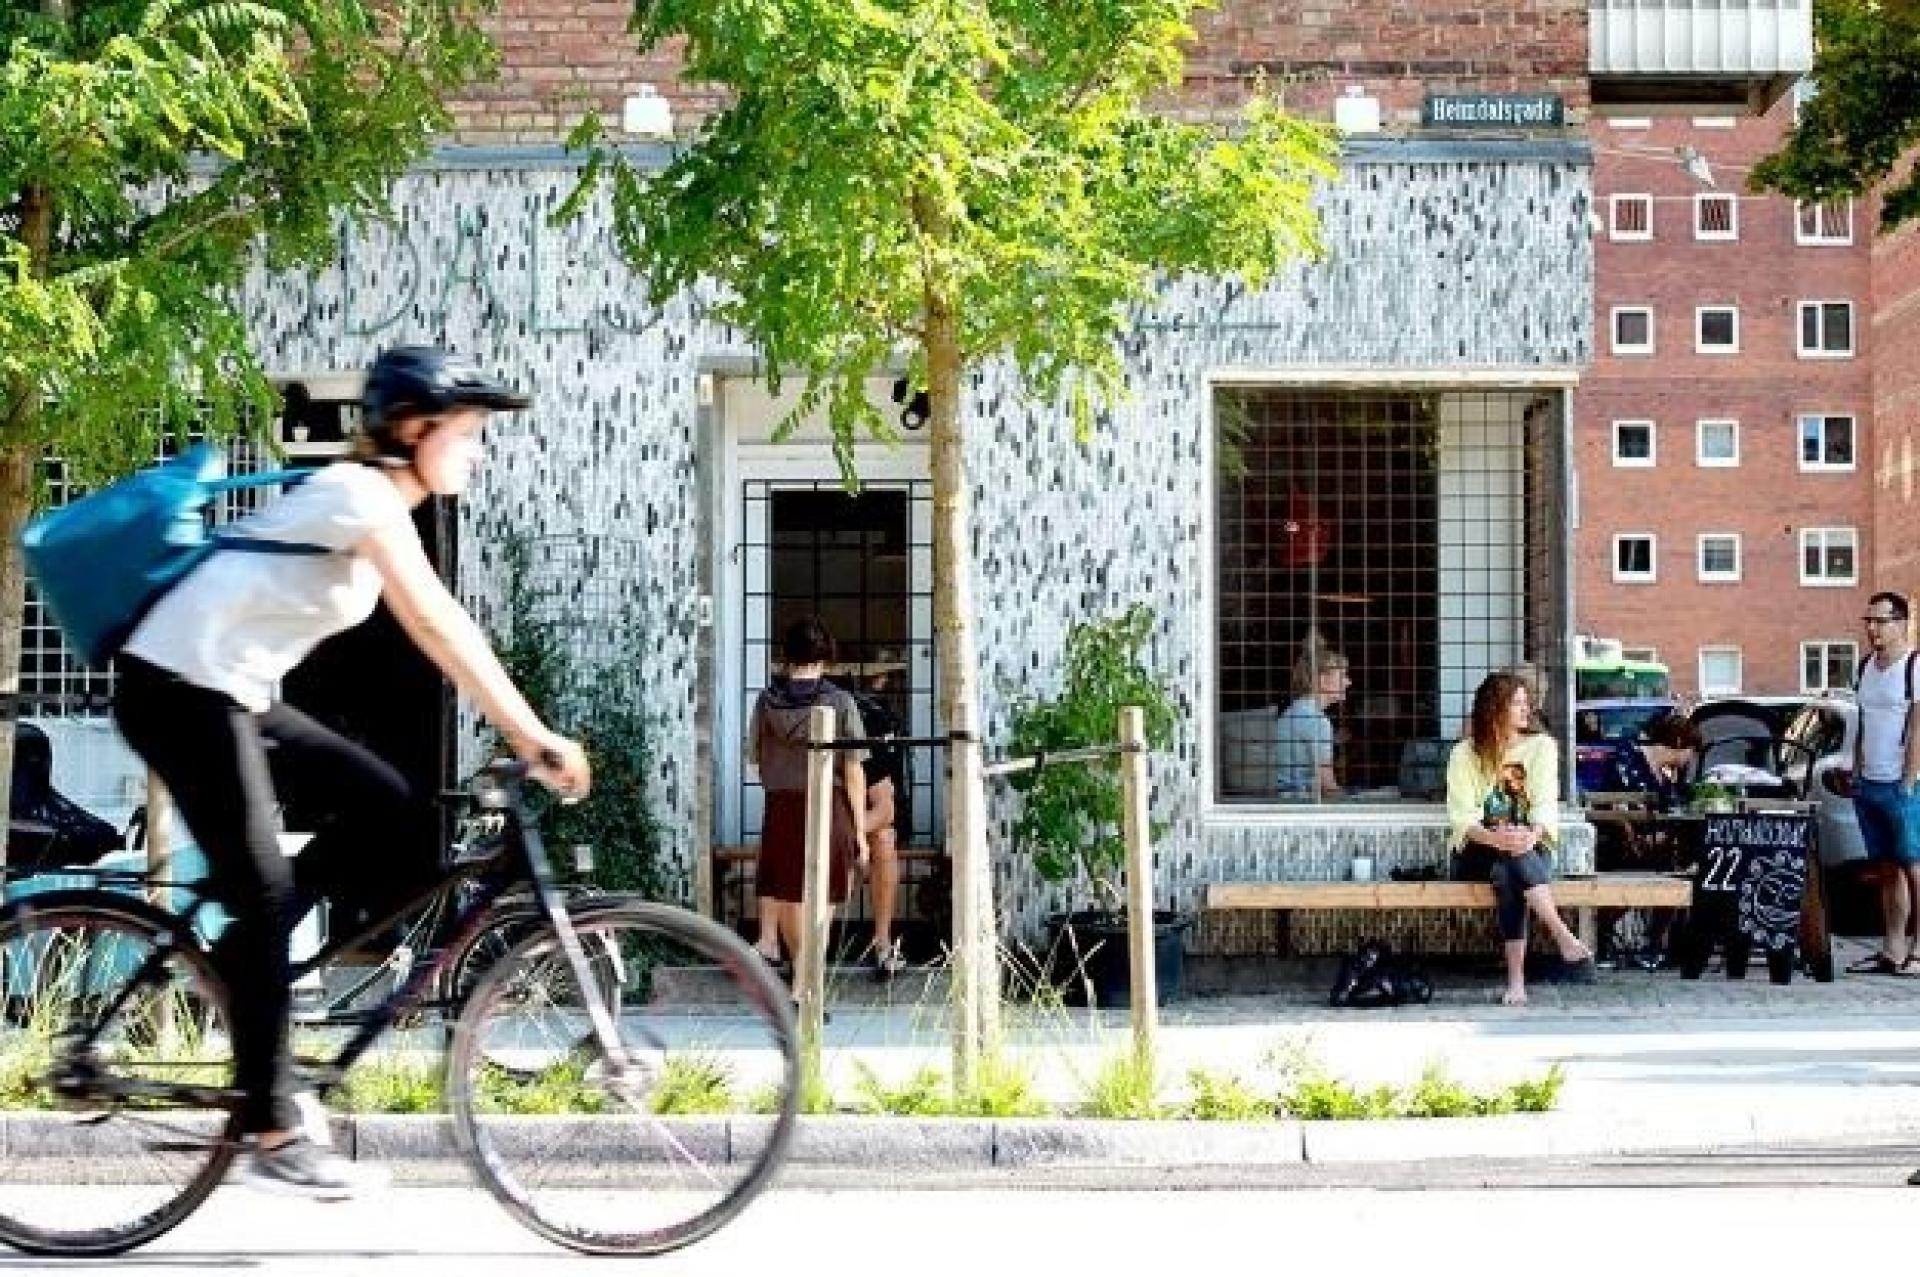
top-left (1751, 0), bottom-right (1920, 232)
top-left (0, 0), bottom-right (497, 479)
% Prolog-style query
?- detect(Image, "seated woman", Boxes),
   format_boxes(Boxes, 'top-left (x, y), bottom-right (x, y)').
top-left (1447, 671), bottom-right (1597, 1006)
top-left (1272, 645), bottom-right (1350, 799)
top-left (1608, 712), bottom-right (1703, 811)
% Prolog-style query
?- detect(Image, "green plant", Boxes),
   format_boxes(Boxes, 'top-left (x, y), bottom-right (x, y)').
top-left (490, 532), bottom-right (670, 898)
top-left (1506, 1063), bottom-right (1566, 1114)
top-left (471, 1057), bottom-right (609, 1116)
top-left (335, 1055), bottom-right (444, 1115)
top-left (851, 1062), bottom-right (953, 1117)
top-left (1278, 1072), bottom-right (1398, 1121)
top-left (1006, 605), bottom-right (1179, 911)
top-left (649, 1053), bottom-right (739, 1116)
top-left (1182, 1067), bottom-right (1275, 1122)
top-left (1078, 1047), bottom-right (1167, 1120)
top-left (1688, 780), bottom-right (1736, 813)
top-left (954, 1052), bottom-right (1049, 1119)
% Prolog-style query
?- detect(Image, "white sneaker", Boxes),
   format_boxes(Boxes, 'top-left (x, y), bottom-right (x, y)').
top-left (238, 1137), bottom-right (387, 1201)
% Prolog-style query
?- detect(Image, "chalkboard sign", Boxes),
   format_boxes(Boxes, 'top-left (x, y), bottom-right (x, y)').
top-left (1677, 810), bottom-right (1813, 984)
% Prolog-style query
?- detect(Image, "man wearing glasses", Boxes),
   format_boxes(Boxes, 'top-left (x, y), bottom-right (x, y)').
top-left (1852, 592), bottom-right (1920, 980)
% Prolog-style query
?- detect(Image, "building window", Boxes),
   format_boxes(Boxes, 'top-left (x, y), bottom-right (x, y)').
top-left (1796, 200), bottom-right (1854, 246)
top-left (1792, 77), bottom-right (1818, 123)
top-left (1696, 419), bottom-right (1739, 468)
top-left (1692, 116), bottom-right (1737, 129)
top-left (1612, 306), bottom-right (1654, 355)
top-left (1798, 301), bottom-right (1855, 357)
top-left (1800, 527), bottom-right (1859, 586)
top-left (1697, 533), bottom-right (1741, 583)
top-left (1696, 305), bottom-right (1739, 354)
top-left (1612, 420), bottom-right (1655, 467)
top-left (1608, 117), bottom-right (1652, 130)
top-left (1614, 534), bottom-right (1656, 583)
top-left (1694, 194), bottom-right (1738, 241)
top-left (1802, 640), bottom-right (1859, 694)
top-left (1211, 387), bottom-right (1566, 806)
top-left (1609, 194), bottom-right (1653, 241)
top-left (1798, 414), bottom-right (1856, 471)
top-left (1699, 647), bottom-right (1743, 696)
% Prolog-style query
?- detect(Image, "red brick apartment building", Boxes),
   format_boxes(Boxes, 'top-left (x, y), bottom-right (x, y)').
top-left (1873, 199), bottom-right (1920, 599)
top-left (1578, 96), bottom-right (1875, 698)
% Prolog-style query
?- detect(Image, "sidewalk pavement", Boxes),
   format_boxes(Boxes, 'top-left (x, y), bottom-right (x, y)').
top-left (17, 942), bottom-right (1919, 1177)
top-left (207, 936), bottom-right (1920, 1176)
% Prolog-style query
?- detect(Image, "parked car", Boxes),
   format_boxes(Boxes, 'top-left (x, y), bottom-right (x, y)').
top-left (1574, 697), bottom-right (1678, 797)
top-left (1776, 697), bottom-right (1867, 868)
top-left (1690, 695), bottom-right (1820, 775)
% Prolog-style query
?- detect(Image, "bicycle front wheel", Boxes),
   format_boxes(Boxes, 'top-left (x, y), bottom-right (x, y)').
top-left (448, 902), bottom-right (798, 1255)
top-left (0, 895), bottom-right (239, 1256)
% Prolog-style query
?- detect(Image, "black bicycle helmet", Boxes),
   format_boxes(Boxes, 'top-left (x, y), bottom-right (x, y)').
top-left (359, 346), bottom-right (530, 461)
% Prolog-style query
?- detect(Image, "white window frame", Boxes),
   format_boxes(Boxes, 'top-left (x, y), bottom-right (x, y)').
top-left (1693, 193), bottom-right (1739, 242)
top-left (1795, 199), bottom-right (1854, 246)
top-left (1609, 194), bottom-right (1653, 242)
top-left (1798, 300), bottom-right (1856, 358)
top-left (1692, 116), bottom-right (1737, 129)
top-left (1699, 647), bottom-right (1744, 697)
top-left (1695, 305), bottom-right (1740, 354)
top-left (1613, 533), bottom-right (1657, 584)
top-left (1612, 306), bottom-right (1655, 356)
top-left (1797, 413), bottom-right (1857, 473)
top-left (1801, 640), bottom-right (1860, 695)
top-left (1697, 533), bottom-right (1742, 583)
top-left (1612, 419), bottom-right (1656, 468)
top-left (1792, 77), bottom-right (1818, 124)
top-left (1799, 526), bottom-right (1860, 587)
top-left (1608, 117), bottom-right (1653, 130)
top-left (1696, 419), bottom-right (1739, 468)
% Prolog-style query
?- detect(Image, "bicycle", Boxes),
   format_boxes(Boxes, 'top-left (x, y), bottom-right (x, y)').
top-left (0, 759), bottom-right (800, 1258)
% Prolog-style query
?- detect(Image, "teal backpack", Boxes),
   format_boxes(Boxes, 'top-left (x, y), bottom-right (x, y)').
top-left (20, 444), bottom-right (329, 668)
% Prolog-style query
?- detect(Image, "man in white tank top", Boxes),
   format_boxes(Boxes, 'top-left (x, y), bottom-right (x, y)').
top-left (1850, 591), bottom-right (1920, 978)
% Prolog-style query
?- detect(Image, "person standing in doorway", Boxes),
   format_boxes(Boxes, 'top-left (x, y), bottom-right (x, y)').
top-left (1849, 591), bottom-right (1920, 977)
top-left (746, 616), bottom-right (871, 977)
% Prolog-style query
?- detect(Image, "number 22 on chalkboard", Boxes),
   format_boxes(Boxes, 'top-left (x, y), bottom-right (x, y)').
top-left (1702, 845), bottom-right (1743, 892)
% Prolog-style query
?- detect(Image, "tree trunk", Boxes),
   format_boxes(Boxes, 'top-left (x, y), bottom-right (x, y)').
top-left (919, 199), bottom-right (1000, 1090)
top-left (0, 178), bottom-right (57, 874)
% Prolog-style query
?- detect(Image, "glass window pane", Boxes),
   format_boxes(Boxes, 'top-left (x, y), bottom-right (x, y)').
top-left (1828, 418), bottom-right (1854, 465)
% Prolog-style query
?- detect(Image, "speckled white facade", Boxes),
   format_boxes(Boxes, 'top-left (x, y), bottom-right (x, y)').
top-left (237, 145), bottom-right (1595, 945)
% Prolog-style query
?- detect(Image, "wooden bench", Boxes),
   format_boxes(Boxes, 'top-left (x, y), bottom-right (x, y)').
top-left (1204, 873), bottom-right (1694, 953)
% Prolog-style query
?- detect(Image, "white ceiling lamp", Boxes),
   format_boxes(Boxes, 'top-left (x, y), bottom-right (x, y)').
top-left (1333, 85), bottom-right (1381, 135)
top-left (622, 84), bottom-right (674, 140)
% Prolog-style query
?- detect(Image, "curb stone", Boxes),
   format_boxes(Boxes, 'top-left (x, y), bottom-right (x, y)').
top-left (10, 1108), bottom-right (1920, 1173)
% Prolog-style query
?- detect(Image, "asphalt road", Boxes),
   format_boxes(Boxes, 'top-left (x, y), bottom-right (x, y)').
top-left (2, 1148), bottom-right (1918, 1274)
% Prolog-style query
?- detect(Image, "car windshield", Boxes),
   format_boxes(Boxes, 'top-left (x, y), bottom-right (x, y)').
top-left (1584, 702), bottom-right (1672, 743)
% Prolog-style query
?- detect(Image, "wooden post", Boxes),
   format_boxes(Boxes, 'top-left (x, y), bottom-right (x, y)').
top-left (949, 735), bottom-right (981, 1090)
top-left (796, 705), bottom-right (837, 1085)
top-left (1119, 706), bottom-right (1157, 1067)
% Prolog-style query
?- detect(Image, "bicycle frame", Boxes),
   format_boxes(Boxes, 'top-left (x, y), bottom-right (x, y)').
top-left (49, 761), bottom-right (626, 1109)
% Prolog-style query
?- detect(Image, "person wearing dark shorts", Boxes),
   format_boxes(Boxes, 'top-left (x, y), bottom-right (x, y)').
top-left (746, 617), bottom-right (869, 977)
top-left (1850, 592), bottom-right (1920, 979)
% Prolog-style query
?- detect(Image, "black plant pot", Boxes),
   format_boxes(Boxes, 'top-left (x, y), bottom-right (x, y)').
top-left (1043, 909), bottom-right (1193, 1009)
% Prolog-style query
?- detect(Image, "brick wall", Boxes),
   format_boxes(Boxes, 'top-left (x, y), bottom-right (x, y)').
top-left (1871, 192), bottom-right (1920, 604)
top-left (1577, 102), bottom-right (1875, 698)
top-left (445, 0), bottom-right (1590, 143)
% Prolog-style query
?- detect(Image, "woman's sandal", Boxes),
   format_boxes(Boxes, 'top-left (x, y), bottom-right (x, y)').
top-left (1846, 952), bottom-right (1904, 976)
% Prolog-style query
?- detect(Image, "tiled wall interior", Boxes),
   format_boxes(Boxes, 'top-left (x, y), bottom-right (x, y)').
top-left (237, 152), bottom-right (1594, 949)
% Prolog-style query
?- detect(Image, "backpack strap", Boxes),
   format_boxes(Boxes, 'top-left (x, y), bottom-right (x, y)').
top-left (1857, 653), bottom-right (1873, 692)
top-left (208, 467), bottom-right (329, 556)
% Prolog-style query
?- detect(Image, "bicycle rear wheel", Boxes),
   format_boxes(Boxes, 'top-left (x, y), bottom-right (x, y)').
top-left (0, 895), bottom-right (239, 1256)
top-left (449, 902), bottom-right (798, 1255)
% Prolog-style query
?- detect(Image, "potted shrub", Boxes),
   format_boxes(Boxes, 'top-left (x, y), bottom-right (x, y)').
top-left (1006, 604), bottom-right (1186, 1007)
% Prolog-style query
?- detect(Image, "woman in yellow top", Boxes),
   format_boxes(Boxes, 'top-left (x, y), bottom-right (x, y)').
top-left (1447, 671), bottom-right (1596, 1006)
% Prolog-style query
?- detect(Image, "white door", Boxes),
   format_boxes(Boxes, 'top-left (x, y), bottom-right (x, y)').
top-left (712, 379), bottom-right (940, 851)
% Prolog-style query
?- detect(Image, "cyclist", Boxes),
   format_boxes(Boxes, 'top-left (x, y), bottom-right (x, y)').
top-left (111, 346), bottom-right (592, 1199)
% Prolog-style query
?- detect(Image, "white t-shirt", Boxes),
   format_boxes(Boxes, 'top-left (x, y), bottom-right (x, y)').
top-left (1856, 651), bottom-right (1916, 783)
top-left (123, 463), bottom-right (413, 712)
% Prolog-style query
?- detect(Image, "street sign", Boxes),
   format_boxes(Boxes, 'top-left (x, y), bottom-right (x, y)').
top-left (1422, 93), bottom-right (1566, 130)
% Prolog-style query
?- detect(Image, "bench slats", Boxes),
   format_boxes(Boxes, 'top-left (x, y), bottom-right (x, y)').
top-left (1205, 874), bottom-right (1691, 911)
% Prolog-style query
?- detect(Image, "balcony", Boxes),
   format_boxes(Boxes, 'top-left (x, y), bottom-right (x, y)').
top-left (1590, 0), bottom-right (1812, 116)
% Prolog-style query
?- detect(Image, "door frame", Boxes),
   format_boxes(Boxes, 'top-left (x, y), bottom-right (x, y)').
top-left (712, 430), bottom-right (935, 851)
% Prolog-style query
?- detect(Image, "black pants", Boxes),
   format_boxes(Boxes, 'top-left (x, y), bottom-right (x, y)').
top-left (1453, 845), bottom-right (1552, 942)
top-left (113, 656), bottom-right (436, 1133)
